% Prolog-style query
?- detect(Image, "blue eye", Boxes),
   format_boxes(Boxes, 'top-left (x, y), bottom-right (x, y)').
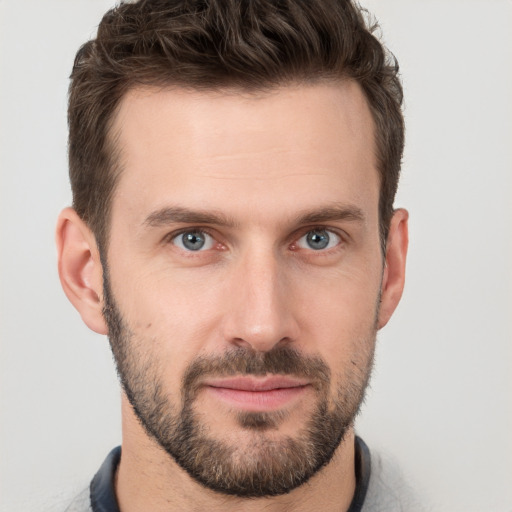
top-left (172, 230), bottom-right (214, 251)
top-left (297, 229), bottom-right (340, 251)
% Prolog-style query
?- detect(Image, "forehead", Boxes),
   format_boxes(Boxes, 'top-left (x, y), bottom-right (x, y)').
top-left (109, 81), bottom-right (378, 226)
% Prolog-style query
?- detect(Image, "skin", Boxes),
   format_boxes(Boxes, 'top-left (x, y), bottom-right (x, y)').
top-left (56, 81), bottom-right (408, 512)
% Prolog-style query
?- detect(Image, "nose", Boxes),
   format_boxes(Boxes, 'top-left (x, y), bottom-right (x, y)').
top-left (221, 248), bottom-right (300, 353)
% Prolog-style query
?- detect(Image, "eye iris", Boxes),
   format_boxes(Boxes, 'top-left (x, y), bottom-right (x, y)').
top-left (306, 230), bottom-right (329, 250)
top-left (182, 232), bottom-right (205, 251)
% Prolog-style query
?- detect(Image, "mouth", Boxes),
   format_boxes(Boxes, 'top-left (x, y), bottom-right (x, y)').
top-left (203, 376), bottom-right (311, 412)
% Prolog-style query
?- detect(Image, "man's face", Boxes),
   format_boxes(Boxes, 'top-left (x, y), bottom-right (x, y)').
top-left (104, 82), bottom-right (384, 496)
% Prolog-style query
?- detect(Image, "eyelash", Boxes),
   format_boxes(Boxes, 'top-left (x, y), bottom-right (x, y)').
top-left (166, 229), bottom-right (220, 253)
top-left (165, 226), bottom-right (346, 254)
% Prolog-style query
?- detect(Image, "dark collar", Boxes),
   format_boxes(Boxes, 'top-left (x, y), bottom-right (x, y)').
top-left (90, 446), bottom-right (121, 512)
top-left (348, 436), bottom-right (371, 512)
top-left (90, 436), bottom-right (371, 512)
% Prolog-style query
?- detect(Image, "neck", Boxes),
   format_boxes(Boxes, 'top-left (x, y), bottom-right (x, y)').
top-left (116, 395), bottom-right (357, 512)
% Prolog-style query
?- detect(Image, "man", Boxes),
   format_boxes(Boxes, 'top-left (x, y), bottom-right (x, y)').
top-left (56, 0), bottom-right (418, 510)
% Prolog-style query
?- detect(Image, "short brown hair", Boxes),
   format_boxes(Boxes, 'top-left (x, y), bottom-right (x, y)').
top-left (68, 0), bottom-right (404, 250)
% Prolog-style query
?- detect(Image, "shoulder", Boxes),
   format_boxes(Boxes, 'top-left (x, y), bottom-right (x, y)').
top-left (363, 449), bottom-right (427, 512)
top-left (40, 486), bottom-right (91, 512)
top-left (64, 487), bottom-right (92, 512)
top-left (43, 446), bottom-right (121, 512)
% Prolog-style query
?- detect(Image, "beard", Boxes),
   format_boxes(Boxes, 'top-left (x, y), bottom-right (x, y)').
top-left (102, 271), bottom-right (376, 498)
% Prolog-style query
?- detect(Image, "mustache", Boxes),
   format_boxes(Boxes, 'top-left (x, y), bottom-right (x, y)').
top-left (182, 345), bottom-right (331, 396)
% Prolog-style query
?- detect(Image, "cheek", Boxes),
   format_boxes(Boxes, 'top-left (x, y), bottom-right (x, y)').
top-left (110, 264), bottom-right (227, 368)
top-left (292, 264), bottom-right (381, 356)
top-left (296, 275), bottom-right (378, 402)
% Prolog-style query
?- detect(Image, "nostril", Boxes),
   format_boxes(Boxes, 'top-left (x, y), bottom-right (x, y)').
top-left (230, 334), bottom-right (293, 353)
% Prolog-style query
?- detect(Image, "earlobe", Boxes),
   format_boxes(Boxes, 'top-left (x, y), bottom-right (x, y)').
top-left (377, 208), bottom-right (409, 329)
top-left (56, 207), bottom-right (108, 335)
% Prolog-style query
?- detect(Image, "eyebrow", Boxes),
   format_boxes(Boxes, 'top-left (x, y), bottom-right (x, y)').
top-left (296, 205), bottom-right (365, 225)
top-left (142, 203), bottom-right (365, 229)
top-left (144, 207), bottom-right (238, 228)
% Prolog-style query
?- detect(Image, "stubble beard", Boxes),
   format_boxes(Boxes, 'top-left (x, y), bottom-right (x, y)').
top-left (102, 272), bottom-right (376, 498)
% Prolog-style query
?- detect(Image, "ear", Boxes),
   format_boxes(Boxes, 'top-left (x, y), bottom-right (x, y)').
top-left (377, 208), bottom-right (409, 329)
top-left (56, 207), bottom-right (108, 334)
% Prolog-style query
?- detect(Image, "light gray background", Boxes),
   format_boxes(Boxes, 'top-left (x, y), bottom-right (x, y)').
top-left (1, 1), bottom-right (511, 511)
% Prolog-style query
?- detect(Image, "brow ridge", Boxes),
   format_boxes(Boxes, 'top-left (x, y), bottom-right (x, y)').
top-left (296, 205), bottom-right (365, 225)
top-left (144, 207), bottom-right (238, 228)
top-left (143, 203), bottom-right (365, 229)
